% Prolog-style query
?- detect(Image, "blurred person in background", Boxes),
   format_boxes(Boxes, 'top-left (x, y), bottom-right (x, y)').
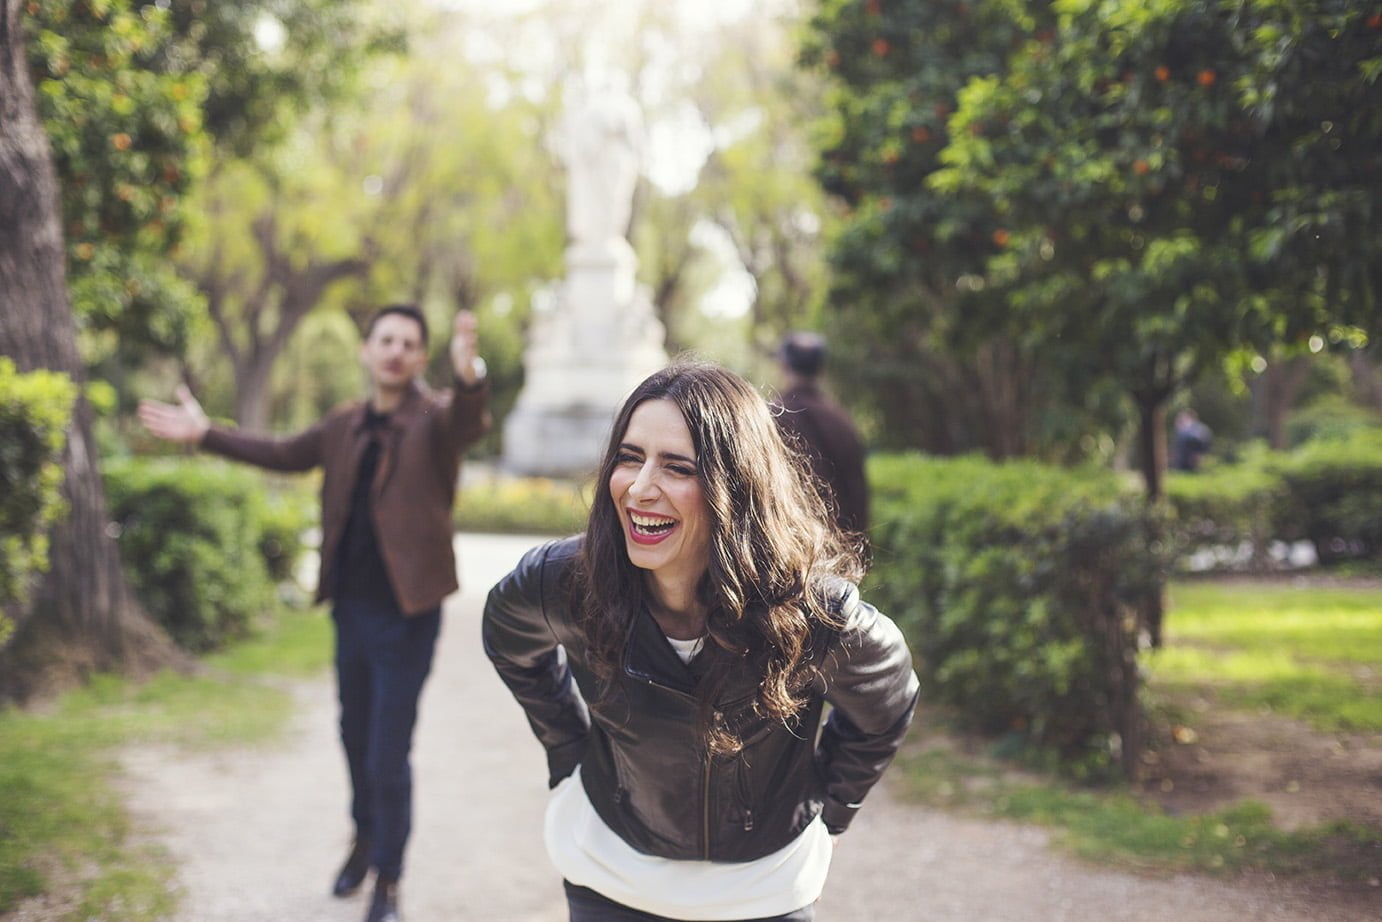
top-left (771, 332), bottom-right (869, 536)
top-left (1171, 408), bottom-right (1213, 472)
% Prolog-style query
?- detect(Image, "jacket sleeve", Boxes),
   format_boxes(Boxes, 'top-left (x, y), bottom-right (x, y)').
top-left (481, 540), bottom-right (591, 787)
top-left (201, 418), bottom-right (327, 472)
top-left (815, 583), bottom-right (920, 835)
top-left (436, 377), bottom-right (492, 457)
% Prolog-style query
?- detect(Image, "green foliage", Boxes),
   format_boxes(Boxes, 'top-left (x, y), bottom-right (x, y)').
top-left (1167, 429), bottom-right (1382, 568)
top-left (148, 0), bottom-right (403, 157)
top-left (101, 457), bottom-right (312, 651)
top-left (807, 0), bottom-right (1380, 479)
top-left (934, 0), bottom-right (1379, 444)
top-left (1278, 429), bottom-right (1382, 564)
top-left (0, 360), bottom-right (78, 642)
top-left (803, 0), bottom-right (1082, 456)
top-left (180, 5), bottom-right (563, 431)
top-left (454, 476), bottom-right (590, 536)
top-left (868, 453), bottom-right (1167, 776)
top-left (1285, 393), bottom-right (1382, 448)
top-left (1165, 445), bottom-right (1287, 567)
top-left (27, 0), bottom-right (210, 367)
top-left (255, 486), bottom-right (314, 584)
top-left (28, 0), bottom-right (394, 395)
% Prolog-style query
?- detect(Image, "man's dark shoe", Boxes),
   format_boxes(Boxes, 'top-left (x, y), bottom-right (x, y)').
top-left (364, 879), bottom-right (400, 922)
top-left (331, 836), bottom-right (371, 898)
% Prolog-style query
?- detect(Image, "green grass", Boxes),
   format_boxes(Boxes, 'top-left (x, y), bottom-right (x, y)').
top-left (897, 578), bottom-right (1382, 879)
top-left (1164, 582), bottom-right (1382, 664)
top-left (0, 607), bottom-right (332, 917)
top-left (900, 744), bottom-right (1379, 877)
top-left (1150, 581), bottom-right (1382, 731)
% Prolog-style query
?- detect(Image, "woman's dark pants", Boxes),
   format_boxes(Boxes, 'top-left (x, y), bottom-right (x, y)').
top-left (333, 596), bottom-right (441, 883)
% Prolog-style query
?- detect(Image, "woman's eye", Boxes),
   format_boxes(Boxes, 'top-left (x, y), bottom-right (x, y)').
top-left (615, 451), bottom-right (641, 465)
top-left (669, 465), bottom-right (696, 477)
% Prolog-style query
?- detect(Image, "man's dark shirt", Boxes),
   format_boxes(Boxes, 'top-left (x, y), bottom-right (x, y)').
top-left (774, 383), bottom-right (869, 534)
top-left (336, 407), bottom-right (398, 608)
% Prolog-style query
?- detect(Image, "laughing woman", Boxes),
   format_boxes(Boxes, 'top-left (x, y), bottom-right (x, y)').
top-left (481, 362), bottom-right (919, 922)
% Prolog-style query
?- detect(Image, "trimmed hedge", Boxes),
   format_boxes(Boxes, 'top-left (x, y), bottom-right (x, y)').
top-left (454, 475), bottom-right (590, 536)
top-left (102, 458), bottom-right (313, 652)
top-left (1279, 429), bottom-right (1382, 564)
top-left (0, 359), bottom-right (77, 644)
top-left (1165, 446), bottom-right (1288, 569)
top-left (868, 454), bottom-right (1167, 778)
top-left (1167, 430), bottom-right (1382, 569)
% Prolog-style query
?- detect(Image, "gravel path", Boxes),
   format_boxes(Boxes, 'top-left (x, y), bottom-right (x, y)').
top-left (119, 534), bottom-right (1376, 922)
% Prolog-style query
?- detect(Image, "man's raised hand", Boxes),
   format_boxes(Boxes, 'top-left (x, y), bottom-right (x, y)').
top-left (450, 310), bottom-right (483, 385)
top-left (138, 385), bottom-right (210, 444)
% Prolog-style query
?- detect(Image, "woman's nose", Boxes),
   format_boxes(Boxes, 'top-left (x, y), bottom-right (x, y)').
top-left (629, 462), bottom-right (660, 500)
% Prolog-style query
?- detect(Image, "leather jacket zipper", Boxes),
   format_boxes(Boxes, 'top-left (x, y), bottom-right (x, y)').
top-left (702, 754), bottom-right (714, 859)
top-left (630, 672), bottom-right (716, 858)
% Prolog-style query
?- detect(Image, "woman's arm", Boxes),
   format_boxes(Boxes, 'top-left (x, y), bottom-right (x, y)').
top-left (481, 539), bottom-right (591, 788)
top-left (815, 584), bottom-right (920, 835)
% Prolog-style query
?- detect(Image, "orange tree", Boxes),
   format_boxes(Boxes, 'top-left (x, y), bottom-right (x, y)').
top-left (2, 0), bottom-right (389, 698)
top-left (800, 1), bottom-right (1113, 459)
top-left (808, 0), bottom-right (1378, 478)
top-left (26, 0), bottom-right (207, 370)
top-left (932, 0), bottom-right (1381, 503)
top-left (25, 0), bottom-right (393, 377)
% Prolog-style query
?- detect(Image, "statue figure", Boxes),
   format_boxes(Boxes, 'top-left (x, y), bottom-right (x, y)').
top-left (561, 89), bottom-right (643, 247)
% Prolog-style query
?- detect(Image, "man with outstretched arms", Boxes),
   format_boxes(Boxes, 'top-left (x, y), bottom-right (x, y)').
top-left (140, 305), bottom-right (490, 922)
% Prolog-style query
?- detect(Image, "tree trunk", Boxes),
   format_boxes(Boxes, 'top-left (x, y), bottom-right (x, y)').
top-left (1348, 346), bottom-right (1382, 412)
top-left (1133, 392), bottom-right (1168, 647)
top-left (1255, 354), bottom-right (1311, 449)
top-left (234, 350), bottom-right (276, 433)
top-left (0, 1), bottom-right (181, 701)
top-left (1134, 395), bottom-right (1168, 501)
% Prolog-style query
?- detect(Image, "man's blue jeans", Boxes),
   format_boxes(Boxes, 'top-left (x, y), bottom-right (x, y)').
top-left (333, 596), bottom-right (441, 883)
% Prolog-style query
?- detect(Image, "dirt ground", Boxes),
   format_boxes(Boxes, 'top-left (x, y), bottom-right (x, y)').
top-left (1140, 703), bottom-right (1382, 833)
top-left (1137, 572), bottom-right (1382, 866)
top-left (13, 535), bottom-right (1382, 921)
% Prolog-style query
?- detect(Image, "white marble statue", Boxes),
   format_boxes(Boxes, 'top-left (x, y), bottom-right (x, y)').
top-left (561, 89), bottom-right (644, 247)
top-left (503, 87), bottom-right (667, 477)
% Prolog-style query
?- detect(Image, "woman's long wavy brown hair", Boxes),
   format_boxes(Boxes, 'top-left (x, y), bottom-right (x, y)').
top-left (572, 361), bottom-right (865, 756)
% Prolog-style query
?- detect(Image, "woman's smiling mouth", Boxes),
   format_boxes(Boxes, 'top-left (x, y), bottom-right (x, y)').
top-left (627, 509), bottom-right (679, 545)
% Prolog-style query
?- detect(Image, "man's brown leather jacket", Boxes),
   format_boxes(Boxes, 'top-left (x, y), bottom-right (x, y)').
top-left (202, 379), bottom-right (489, 614)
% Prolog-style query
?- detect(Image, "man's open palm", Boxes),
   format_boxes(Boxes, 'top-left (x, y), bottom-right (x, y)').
top-left (139, 385), bottom-right (210, 444)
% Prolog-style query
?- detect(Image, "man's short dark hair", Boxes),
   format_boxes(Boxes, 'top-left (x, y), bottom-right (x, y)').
top-left (366, 304), bottom-right (429, 346)
top-left (780, 331), bottom-right (827, 378)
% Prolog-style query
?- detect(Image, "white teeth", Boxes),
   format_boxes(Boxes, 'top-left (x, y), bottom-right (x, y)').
top-left (630, 512), bottom-right (676, 528)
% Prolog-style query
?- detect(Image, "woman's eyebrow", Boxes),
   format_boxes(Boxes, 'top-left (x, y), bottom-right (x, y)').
top-left (618, 442), bottom-right (697, 465)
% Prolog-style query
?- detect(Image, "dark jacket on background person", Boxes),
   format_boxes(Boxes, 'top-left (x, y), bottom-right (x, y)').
top-left (201, 379), bottom-right (490, 614)
top-left (774, 384), bottom-right (869, 534)
top-left (481, 536), bottom-right (919, 863)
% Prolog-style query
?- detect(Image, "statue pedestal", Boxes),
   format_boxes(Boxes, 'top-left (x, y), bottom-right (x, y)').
top-left (502, 238), bottom-right (667, 477)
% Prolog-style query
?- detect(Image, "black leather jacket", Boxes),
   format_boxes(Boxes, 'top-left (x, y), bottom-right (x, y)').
top-left (481, 536), bottom-right (919, 862)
